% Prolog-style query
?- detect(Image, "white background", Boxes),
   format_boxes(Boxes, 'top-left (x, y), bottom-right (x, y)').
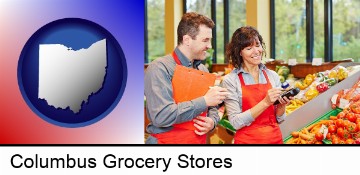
top-left (0, 146), bottom-right (358, 175)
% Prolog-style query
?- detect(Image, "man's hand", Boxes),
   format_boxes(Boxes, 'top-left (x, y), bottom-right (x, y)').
top-left (204, 86), bottom-right (229, 106)
top-left (193, 116), bottom-right (214, 136)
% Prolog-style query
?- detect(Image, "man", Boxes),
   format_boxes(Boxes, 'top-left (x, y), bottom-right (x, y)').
top-left (145, 12), bottom-right (228, 144)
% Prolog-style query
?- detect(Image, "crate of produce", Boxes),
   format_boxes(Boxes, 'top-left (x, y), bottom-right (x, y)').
top-left (284, 108), bottom-right (342, 144)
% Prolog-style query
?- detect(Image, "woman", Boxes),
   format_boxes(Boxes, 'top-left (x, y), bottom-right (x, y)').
top-left (222, 26), bottom-right (290, 144)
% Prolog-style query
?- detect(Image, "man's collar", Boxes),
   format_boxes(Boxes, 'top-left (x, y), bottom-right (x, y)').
top-left (174, 47), bottom-right (193, 67)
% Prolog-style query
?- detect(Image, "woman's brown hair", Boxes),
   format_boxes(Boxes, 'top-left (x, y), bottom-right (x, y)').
top-left (226, 26), bottom-right (266, 68)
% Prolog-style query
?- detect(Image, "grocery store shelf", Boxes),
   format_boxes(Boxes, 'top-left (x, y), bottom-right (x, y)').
top-left (279, 69), bottom-right (360, 139)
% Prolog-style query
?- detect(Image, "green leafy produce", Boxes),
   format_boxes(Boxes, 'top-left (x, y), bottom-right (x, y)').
top-left (277, 66), bottom-right (290, 79)
top-left (279, 75), bottom-right (285, 83)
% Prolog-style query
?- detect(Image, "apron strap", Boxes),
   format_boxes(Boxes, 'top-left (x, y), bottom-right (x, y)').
top-left (238, 69), bottom-right (270, 86)
top-left (172, 51), bottom-right (181, 65)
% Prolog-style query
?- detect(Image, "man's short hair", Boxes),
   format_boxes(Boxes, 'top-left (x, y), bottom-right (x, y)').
top-left (177, 12), bottom-right (215, 45)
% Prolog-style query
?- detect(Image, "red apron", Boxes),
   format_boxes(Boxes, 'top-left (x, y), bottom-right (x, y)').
top-left (234, 70), bottom-right (283, 144)
top-left (151, 51), bottom-right (207, 144)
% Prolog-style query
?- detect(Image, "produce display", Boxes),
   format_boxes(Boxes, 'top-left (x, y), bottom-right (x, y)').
top-left (285, 66), bottom-right (353, 115)
top-left (285, 99), bottom-right (304, 115)
top-left (326, 107), bottom-right (360, 144)
top-left (331, 80), bottom-right (360, 109)
top-left (285, 78), bottom-right (360, 144)
top-left (285, 119), bottom-right (334, 144)
top-left (285, 106), bottom-right (360, 144)
top-left (294, 67), bottom-right (348, 101)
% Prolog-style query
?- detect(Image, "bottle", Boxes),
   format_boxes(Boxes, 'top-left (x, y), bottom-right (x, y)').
top-left (274, 87), bottom-right (300, 105)
top-left (281, 81), bottom-right (290, 90)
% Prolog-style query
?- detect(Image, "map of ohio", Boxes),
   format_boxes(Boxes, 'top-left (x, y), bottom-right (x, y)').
top-left (38, 39), bottom-right (107, 113)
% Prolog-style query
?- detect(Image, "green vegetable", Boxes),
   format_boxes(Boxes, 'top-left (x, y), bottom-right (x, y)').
top-left (279, 75), bottom-right (285, 83)
top-left (320, 76), bottom-right (329, 82)
top-left (277, 66), bottom-right (290, 79)
top-left (316, 72), bottom-right (324, 78)
top-left (325, 78), bottom-right (337, 86)
top-left (275, 65), bottom-right (281, 73)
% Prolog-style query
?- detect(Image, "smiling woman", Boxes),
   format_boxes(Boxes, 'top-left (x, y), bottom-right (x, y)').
top-left (221, 26), bottom-right (291, 144)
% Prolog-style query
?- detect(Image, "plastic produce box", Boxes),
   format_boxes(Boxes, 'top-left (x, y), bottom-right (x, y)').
top-left (283, 108), bottom-right (342, 144)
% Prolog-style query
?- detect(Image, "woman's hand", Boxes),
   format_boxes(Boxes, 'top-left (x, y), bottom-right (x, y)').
top-left (263, 88), bottom-right (283, 106)
top-left (276, 96), bottom-right (292, 108)
top-left (275, 96), bottom-right (293, 117)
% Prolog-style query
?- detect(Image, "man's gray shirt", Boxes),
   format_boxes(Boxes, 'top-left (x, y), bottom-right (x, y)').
top-left (144, 47), bottom-right (219, 143)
